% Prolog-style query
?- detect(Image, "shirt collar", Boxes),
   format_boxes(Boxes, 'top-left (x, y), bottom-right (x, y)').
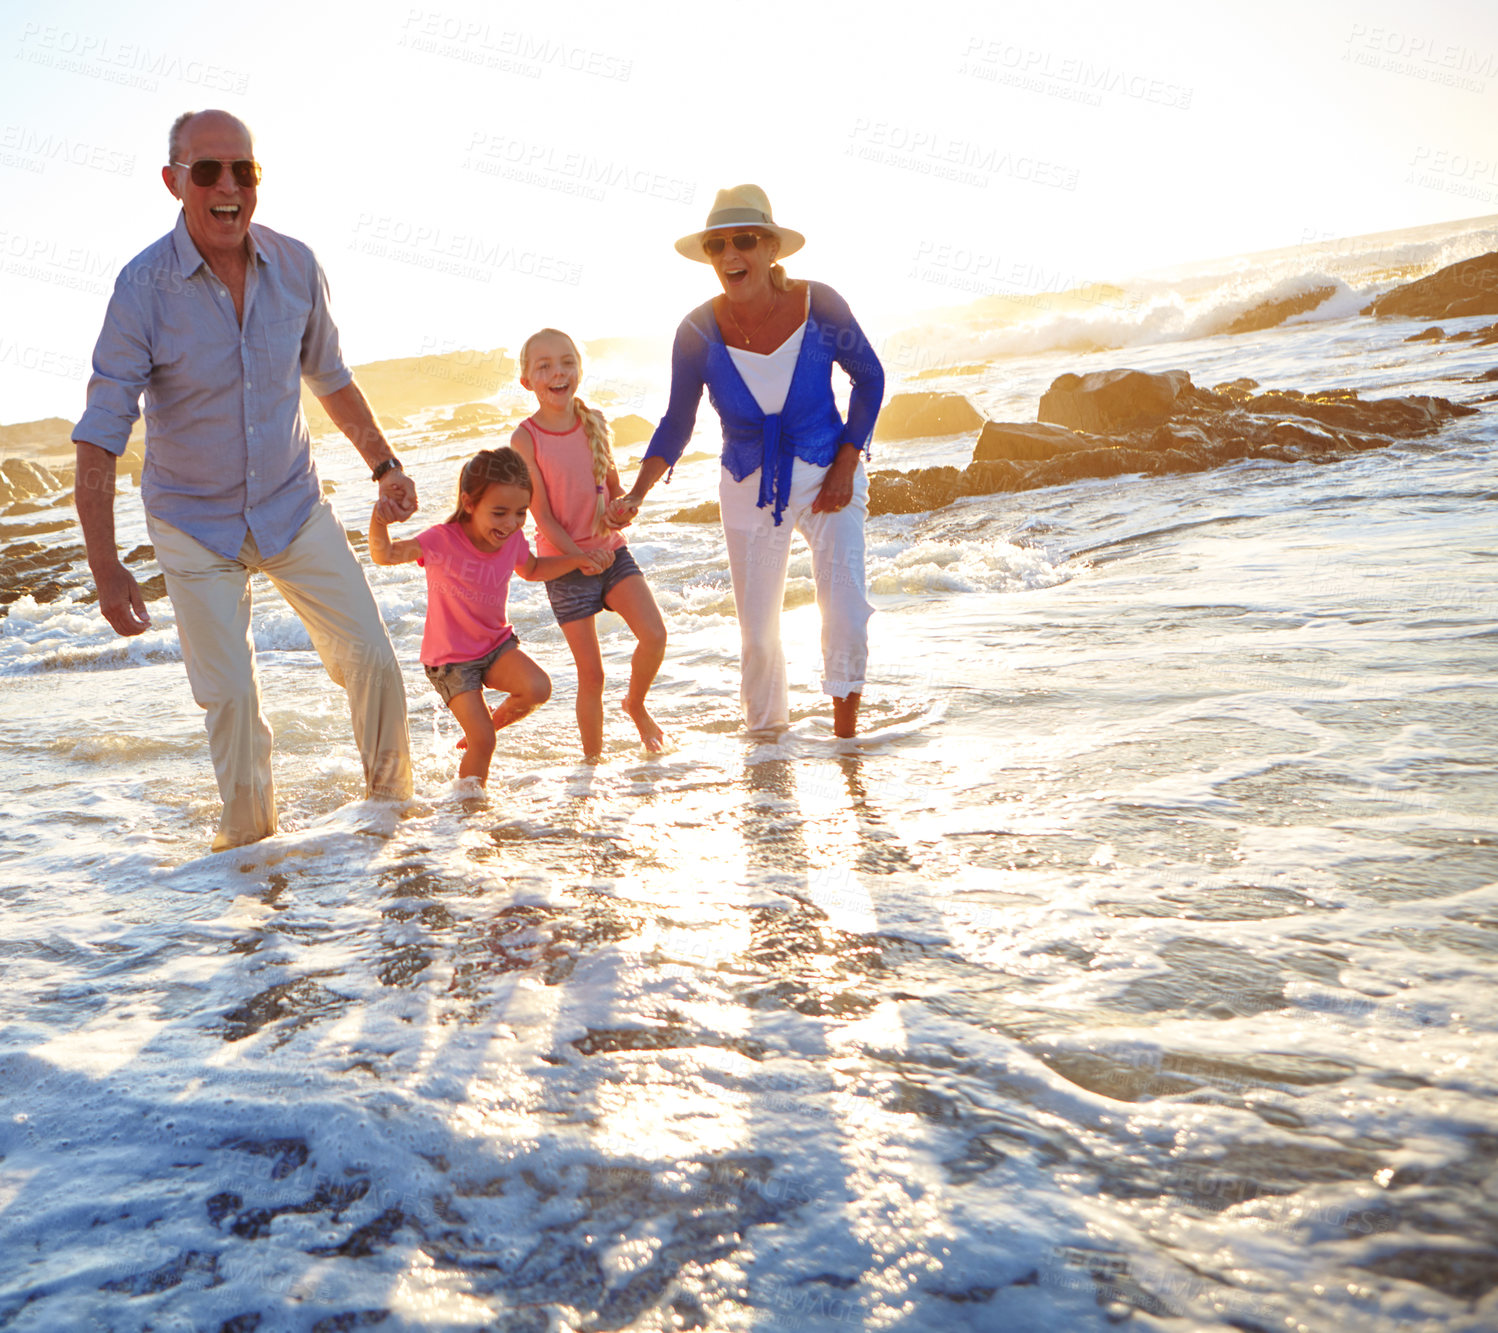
top-left (170, 210), bottom-right (270, 278)
top-left (171, 211), bottom-right (205, 278)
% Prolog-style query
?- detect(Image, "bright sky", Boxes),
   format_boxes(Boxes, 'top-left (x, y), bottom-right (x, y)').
top-left (2, 0), bottom-right (1495, 424)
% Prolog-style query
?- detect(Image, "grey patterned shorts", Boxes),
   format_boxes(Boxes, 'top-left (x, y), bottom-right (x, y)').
top-left (423, 633), bottom-right (520, 705)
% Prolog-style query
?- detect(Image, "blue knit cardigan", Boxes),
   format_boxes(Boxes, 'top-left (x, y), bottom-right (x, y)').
top-left (643, 281), bottom-right (885, 524)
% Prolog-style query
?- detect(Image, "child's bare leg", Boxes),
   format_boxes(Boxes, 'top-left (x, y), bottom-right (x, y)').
top-left (484, 646), bottom-right (551, 732)
top-left (561, 618), bottom-right (606, 759)
top-left (833, 692), bottom-right (861, 738)
top-left (447, 689), bottom-right (498, 783)
top-left (604, 574), bottom-right (667, 752)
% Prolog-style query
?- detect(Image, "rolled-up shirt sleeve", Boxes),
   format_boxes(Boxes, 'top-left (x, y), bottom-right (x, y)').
top-left (643, 314), bottom-right (709, 474)
top-left (299, 257), bottom-right (352, 398)
top-left (74, 273), bottom-right (152, 456)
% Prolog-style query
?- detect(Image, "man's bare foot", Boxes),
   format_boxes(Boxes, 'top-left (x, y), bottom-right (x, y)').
top-left (624, 697), bottom-right (665, 753)
top-left (832, 692), bottom-right (861, 738)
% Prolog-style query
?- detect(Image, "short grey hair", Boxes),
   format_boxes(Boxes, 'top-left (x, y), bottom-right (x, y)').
top-left (167, 111), bottom-right (197, 166)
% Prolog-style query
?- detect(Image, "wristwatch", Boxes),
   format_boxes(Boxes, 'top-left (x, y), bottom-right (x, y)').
top-left (371, 457), bottom-right (402, 483)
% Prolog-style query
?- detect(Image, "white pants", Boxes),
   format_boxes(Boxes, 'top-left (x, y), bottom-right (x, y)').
top-left (719, 459), bottom-right (873, 732)
top-left (147, 501), bottom-right (413, 850)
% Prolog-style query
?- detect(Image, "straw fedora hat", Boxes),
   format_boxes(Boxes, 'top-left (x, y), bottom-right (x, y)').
top-left (674, 184), bottom-right (806, 263)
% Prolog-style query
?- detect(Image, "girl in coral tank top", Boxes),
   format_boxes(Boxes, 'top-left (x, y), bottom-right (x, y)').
top-left (511, 329), bottom-right (668, 758)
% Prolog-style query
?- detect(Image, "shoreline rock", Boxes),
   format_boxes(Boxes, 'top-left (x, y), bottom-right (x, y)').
top-left (0, 534), bottom-right (164, 613)
top-left (0, 458), bottom-right (65, 506)
top-left (1363, 252), bottom-right (1498, 319)
top-left (872, 392), bottom-right (984, 441)
top-left (1038, 369), bottom-right (1193, 435)
top-left (610, 414), bottom-right (655, 449)
top-left (666, 369), bottom-right (1478, 524)
top-left (301, 348), bottom-right (511, 424)
top-left (1224, 284), bottom-right (1338, 336)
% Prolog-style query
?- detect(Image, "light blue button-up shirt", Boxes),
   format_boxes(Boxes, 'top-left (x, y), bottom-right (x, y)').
top-left (74, 212), bottom-right (353, 559)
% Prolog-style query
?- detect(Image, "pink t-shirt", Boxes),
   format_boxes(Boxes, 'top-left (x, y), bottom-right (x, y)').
top-left (521, 415), bottom-right (625, 559)
top-left (416, 521), bottom-right (531, 666)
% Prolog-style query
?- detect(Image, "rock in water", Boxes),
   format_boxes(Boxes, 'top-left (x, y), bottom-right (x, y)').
top-left (301, 348), bottom-right (511, 421)
top-left (0, 458), bottom-right (62, 506)
top-left (1224, 284), bottom-right (1337, 335)
top-left (1038, 369), bottom-right (1193, 434)
top-left (973, 421), bottom-right (1103, 462)
top-left (447, 402), bottom-right (507, 426)
top-left (610, 414), bottom-right (655, 448)
top-left (1362, 252), bottom-right (1498, 318)
top-left (867, 465), bottom-right (965, 514)
top-left (872, 392), bottom-right (983, 441)
top-left (660, 368), bottom-right (1477, 524)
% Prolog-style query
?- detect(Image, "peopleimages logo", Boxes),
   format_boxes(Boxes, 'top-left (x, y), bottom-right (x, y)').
top-left (462, 132), bottom-right (697, 205)
top-left (1, 124), bottom-right (136, 176)
top-left (0, 227), bottom-right (121, 297)
top-left (1343, 23), bottom-right (1494, 92)
top-left (0, 338), bottom-right (88, 381)
top-left (1405, 145), bottom-right (1498, 205)
top-left (16, 23), bottom-right (252, 93)
top-left (958, 36), bottom-right (1194, 110)
top-left (349, 214), bottom-right (583, 287)
top-left (846, 118), bottom-right (1079, 191)
top-left (397, 10), bottom-right (632, 81)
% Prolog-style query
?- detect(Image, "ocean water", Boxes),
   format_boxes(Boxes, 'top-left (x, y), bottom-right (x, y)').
top-left (2, 235), bottom-right (1497, 1330)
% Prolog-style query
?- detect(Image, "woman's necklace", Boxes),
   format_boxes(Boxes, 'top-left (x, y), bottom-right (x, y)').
top-left (728, 290), bottom-right (778, 348)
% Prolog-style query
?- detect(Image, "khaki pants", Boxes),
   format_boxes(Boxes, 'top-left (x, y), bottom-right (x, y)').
top-left (147, 501), bottom-right (413, 850)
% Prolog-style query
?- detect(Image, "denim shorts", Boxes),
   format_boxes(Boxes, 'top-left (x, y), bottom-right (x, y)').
top-left (423, 632), bottom-right (519, 705)
top-left (545, 544), bottom-right (643, 625)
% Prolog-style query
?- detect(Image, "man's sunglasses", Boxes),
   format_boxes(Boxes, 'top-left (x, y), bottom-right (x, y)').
top-left (172, 159), bottom-right (262, 188)
top-left (703, 232), bottom-right (763, 257)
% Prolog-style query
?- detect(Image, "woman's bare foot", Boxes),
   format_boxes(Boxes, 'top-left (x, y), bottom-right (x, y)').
top-left (832, 692), bottom-right (861, 738)
top-left (623, 696), bottom-right (665, 753)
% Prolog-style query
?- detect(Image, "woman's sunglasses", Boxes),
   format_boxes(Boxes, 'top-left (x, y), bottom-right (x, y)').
top-left (172, 159), bottom-right (262, 188)
top-left (703, 233), bottom-right (763, 257)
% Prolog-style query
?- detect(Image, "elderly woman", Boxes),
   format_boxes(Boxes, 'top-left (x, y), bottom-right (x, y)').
top-left (614, 185), bottom-right (884, 737)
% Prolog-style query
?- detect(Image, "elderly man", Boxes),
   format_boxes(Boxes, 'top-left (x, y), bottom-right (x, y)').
top-left (73, 109), bottom-right (414, 850)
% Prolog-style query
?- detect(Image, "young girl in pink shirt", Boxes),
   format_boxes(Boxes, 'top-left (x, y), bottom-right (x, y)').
top-left (511, 328), bottom-right (667, 758)
top-left (368, 447), bottom-right (605, 785)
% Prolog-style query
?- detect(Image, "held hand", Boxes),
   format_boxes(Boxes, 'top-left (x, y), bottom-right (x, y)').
top-left (93, 561), bottom-right (151, 637)
top-left (579, 558), bottom-right (603, 576)
top-left (379, 470), bottom-right (418, 522)
top-left (605, 495), bottom-right (639, 529)
top-left (372, 495), bottom-right (405, 524)
top-left (811, 453), bottom-right (858, 514)
top-left (582, 545), bottom-right (616, 571)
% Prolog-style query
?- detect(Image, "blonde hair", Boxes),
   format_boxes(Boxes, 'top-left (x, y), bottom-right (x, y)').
top-left (518, 327), bottom-right (615, 538)
top-left (769, 239), bottom-right (793, 293)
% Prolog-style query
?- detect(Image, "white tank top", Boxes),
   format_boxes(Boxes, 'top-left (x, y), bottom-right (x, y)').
top-left (726, 321), bottom-right (807, 415)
